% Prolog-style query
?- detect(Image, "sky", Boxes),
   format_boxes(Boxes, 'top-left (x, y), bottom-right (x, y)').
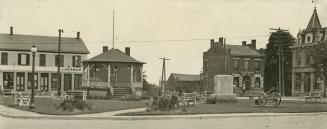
top-left (0, 0), bottom-right (326, 84)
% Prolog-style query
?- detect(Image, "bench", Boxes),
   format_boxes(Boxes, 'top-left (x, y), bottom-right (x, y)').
top-left (65, 91), bottom-right (87, 100)
top-left (182, 92), bottom-right (197, 106)
top-left (304, 91), bottom-right (323, 103)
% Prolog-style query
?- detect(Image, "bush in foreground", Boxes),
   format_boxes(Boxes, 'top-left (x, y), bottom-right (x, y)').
top-left (55, 98), bottom-right (92, 112)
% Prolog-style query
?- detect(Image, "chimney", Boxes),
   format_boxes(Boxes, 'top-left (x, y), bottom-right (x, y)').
top-left (242, 41), bottom-right (247, 46)
top-left (76, 32), bottom-right (80, 39)
top-left (125, 47), bottom-right (130, 56)
top-left (210, 39), bottom-right (215, 48)
top-left (219, 37), bottom-right (224, 43)
top-left (251, 39), bottom-right (256, 49)
top-left (10, 26), bottom-right (13, 35)
top-left (103, 46), bottom-right (108, 53)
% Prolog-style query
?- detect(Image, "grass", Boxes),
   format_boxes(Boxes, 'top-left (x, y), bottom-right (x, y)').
top-left (0, 96), bottom-right (149, 115)
top-left (118, 99), bottom-right (327, 116)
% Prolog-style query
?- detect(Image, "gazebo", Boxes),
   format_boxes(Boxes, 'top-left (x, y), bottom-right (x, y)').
top-left (83, 46), bottom-right (145, 99)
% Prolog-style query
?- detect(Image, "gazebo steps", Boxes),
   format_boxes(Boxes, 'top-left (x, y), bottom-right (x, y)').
top-left (112, 87), bottom-right (133, 99)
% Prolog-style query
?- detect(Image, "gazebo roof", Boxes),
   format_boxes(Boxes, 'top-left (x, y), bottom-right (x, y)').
top-left (85, 48), bottom-right (145, 64)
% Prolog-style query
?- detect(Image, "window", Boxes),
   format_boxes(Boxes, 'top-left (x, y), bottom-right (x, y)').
top-left (244, 60), bottom-right (250, 70)
top-left (55, 55), bottom-right (64, 67)
top-left (3, 72), bottom-right (13, 89)
top-left (254, 60), bottom-right (261, 71)
top-left (1, 52), bottom-right (8, 65)
top-left (51, 73), bottom-right (60, 90)
top-left (40, 73), bottom-right (49, 91)
top-left (18, 53), bottom-right (30, 65)
top-left (39, 54), bottom-right (46, 66)
top-left (72, 55), bottom-right (81, 67)
top-left (74, 74), bottom-right (82, 90)
top-left (297, 51), bottom-right (302, 66)
top-left (295, 73), bottom-right (301, 90)
top-left (305, 52), bottom-right (310, 66)
top-left (28, 73), bottom-right (38, 89)
top-left (233, 59), bottom-right (239, 70)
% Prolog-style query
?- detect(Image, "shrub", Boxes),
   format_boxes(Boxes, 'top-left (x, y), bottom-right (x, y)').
top-left (206, 97), bottom-right (217, 104)
top-left (57, 98), bottom-right (92, 112)
top-left (157, 97), bottom-right (170, 110)
top-left (169, 95), bottom-right (179, 109)
top-left (121, 94), bottom-right (140, 101)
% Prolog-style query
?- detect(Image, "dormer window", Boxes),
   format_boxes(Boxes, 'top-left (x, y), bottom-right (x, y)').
top-left (307, 36), bottom-right (311, 43)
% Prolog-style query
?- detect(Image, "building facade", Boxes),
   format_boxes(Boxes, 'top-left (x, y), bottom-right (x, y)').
top-left (290, 8), bottom-right (327, 96)
top-left (0, 27), bottom-right (89, 96)
top-left (83, 46), bottom-right (144, 99)
top-left (203, 37), bottom-right (264, 94)
top-left (167, 73), bottom-right (201, 93)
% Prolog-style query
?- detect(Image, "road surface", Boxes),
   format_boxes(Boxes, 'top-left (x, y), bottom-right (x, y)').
top-left (0, 114), bottom-right (326, 129)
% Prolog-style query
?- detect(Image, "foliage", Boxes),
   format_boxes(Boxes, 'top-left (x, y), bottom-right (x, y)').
top-left (310, 41), bottom-right (327, 95)
top-left (149, 95), bottom-right (184, 111)
top-left (169, 95), bottom-right (179, 108)
top-left (206, 97), bottom-right (217, 104)
top-left (57, 98), bottom-right (92, 112)
top-left (264, 30), bottom-right (295, 95)
top-left (121, 94), bottom-right (140, 101)
top-left (142, 71), bottom-right (160, 97)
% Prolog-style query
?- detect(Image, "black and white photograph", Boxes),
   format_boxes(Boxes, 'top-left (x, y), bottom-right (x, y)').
top-left (0, 0), bottom-right (327, 129)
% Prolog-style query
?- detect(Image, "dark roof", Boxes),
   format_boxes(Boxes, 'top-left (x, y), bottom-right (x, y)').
top-left (85, 48), bottom-right (145, 64)
top-left (306, 8), bottom-right (322, 30)
top-left (226, 45), bottom-right (262, 57)
top-left (170, 73), bottom-right (200, 82)
top-left (0, 34), bottom-right (89, 54)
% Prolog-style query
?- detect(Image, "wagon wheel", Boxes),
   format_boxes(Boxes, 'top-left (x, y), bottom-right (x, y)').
top-left (272, 93), bottom-right (281, 107)
top-left (257, 93), bottom-right (267, 107)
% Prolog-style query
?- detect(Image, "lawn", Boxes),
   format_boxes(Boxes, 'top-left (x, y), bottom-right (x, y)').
top-left (0, 96), bottom-right (149, 115)
top-left (118, 99), bottom-right (327, 116)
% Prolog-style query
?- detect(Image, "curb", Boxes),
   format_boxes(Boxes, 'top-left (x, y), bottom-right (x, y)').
top-left (1, 111), bottom-right (327, 120)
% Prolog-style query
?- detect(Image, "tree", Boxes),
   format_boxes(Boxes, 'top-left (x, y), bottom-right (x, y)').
top-left (142, 71), bottom-right (159, 97)
top-left (310, 41), bottom-right (327, 96)
top-left (264, 30), bottom-right (295, 96)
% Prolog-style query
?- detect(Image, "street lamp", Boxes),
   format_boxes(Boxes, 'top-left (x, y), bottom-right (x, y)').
top-left (30, 45), bottom-right (37, 109)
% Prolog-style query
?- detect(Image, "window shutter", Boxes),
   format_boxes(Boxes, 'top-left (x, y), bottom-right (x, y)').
top-left (26, 54), bottom-right (30, 65)
top-left (72, 56), bottom-right (75, 67)
top-left (18, 54), bottom-right (21, 65)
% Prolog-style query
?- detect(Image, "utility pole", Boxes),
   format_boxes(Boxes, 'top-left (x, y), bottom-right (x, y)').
top-left (112, 10), bottom-right (115, 48)
top-left (159, 57), bottom-right (170, 95)
top-left (270, 28), bottom-right (288, 96)
top-left (57, 29), bottom-right (63, 96)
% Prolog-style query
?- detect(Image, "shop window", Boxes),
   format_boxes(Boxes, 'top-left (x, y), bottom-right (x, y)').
top-left (28, 73), bottom-right (38, 89)
top-left (3, 72), bottom-right (13, 89)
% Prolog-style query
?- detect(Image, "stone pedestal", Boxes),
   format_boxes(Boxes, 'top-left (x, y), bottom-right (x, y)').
top-left (214, 75), bottom-right (234, 95)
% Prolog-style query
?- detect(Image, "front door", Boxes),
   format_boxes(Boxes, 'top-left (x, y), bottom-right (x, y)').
top-left (242, 76), bottom-right (251, 90)
top-left (40, 73), bottom-right (49, 91)
top-left (64, 74), bottom-right (72, 91)
top-left (16, 72), bottom-right (25, 91)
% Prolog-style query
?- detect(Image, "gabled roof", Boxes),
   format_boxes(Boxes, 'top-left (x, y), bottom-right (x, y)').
top-left (0, 34), bottom-right (89, 54)
top-left (226, 45), bottom-right (262, 57)
top-left (306, 8), bottom-right (322, 30)
top-left (85, 48), bottom-right (145, 64)
top-left (170, 73), bottom-right (200, 82)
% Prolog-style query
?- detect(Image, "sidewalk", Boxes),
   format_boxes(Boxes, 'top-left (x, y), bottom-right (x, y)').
top-left (1, 97), bottom-right (327, 120)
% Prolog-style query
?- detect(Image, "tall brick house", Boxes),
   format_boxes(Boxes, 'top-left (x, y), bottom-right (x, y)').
top-left (0, 27), bottom-right (89, 96)
top-left (202, 37), bottom-right (264, 94)
top-left (290, 8), bottom-right (327, 96)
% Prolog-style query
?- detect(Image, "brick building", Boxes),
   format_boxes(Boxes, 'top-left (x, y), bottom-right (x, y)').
top-left (202, 37), bottom-right (264, 94)
top-left (0, 27), bottom-right (89, 95)
top-left (290, 8), bottom-right (327, 96)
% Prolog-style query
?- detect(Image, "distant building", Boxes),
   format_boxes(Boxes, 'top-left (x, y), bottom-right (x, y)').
top-left (290, 8), bottom-right (327, 96)
top-left (82, 46), bottom-right (145, 99)
top-left (203, 37), bottom-right (264, 94)
top-left (166, 73), bottom-right (200, 93)
top-left (0, 27), bottom-right (89, 95)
